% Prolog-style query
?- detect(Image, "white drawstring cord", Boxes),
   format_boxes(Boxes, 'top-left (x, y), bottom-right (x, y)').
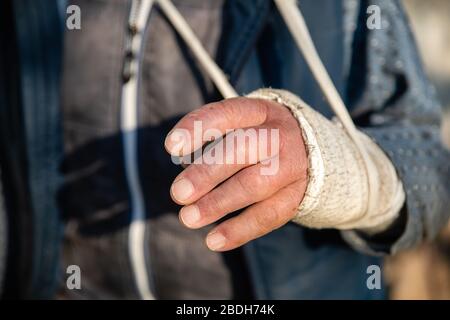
top-left (122, 0), bottom-right (155, 300)
top-left (156, 0), bottom-right (238, 99)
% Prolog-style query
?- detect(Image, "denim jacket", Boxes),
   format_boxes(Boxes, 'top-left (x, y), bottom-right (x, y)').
top-left (2, 0), bottom-right (449, 299)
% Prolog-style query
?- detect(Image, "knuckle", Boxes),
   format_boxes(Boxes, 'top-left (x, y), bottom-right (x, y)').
top-left (277, 127), bottom-right (290, 153)
top-left (286, 185), bottom-right (302, 205)
top-left (251, 98), bottom-right (269, 116)
top-left (199, 191), bottom-right (226, 218)
top-left (184, 108), bottom-right (204, 125)
top-left (196, 164), bottom-right (215, 184)
top-left (283, 185), bottom-right (303, 215)
top-left (222, 100), bottom-right (244, 125)
top-left (215, 225), bottom-right (238, 247)
top-left (235, 171), bottom-right (266, 198)
top-left (207, 100), bottom-right (233, 122)
top-left (253, 205), bottom-right (279, 233)
top-left (186, 164), bottom-right (215, 190)
top-left (217, 221), bottom-right (249, 250)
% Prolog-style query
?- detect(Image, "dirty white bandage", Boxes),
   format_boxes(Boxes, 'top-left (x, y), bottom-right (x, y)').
top-left (248, 89), bottom-right (405, 232)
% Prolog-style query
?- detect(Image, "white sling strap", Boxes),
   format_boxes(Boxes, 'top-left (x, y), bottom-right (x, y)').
top-left (272, 0), bottom-right (381, 222)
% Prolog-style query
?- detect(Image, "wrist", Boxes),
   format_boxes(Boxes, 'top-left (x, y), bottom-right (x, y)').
top-left (247, 88), bottom-right (405, 230)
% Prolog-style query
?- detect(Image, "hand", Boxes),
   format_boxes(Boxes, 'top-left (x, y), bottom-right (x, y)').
top-left (164, 97), bottom-right (308, 251)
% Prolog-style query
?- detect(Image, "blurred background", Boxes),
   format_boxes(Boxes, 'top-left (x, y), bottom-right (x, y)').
top-left (385, 0), bottom-right (450, 300)
top-left (0, 0), bottom-right (449, 300)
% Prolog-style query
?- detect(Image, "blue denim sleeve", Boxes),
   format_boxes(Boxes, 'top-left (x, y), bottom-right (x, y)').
top-left (341, 0), bottom-right (450, 255)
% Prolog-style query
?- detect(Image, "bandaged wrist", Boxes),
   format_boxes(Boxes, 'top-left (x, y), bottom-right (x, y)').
top-left (247, 88), bottom-right (405, 231)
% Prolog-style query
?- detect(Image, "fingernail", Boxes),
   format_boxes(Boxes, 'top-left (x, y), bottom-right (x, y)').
top-left (165, 130), bottom-right (186, 156)
top-left (206, 231), bottom-right (226, 251)
top-left (171, 178), bottom-right (194, 202)
top-left (180, 205), bottom-right (200, 227)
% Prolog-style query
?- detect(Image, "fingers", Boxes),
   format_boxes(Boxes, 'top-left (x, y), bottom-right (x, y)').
top-left (205, 180), bottom-right (306, 251)
top-left (178, 155), bottom-right (303, 228)
top-left (170, 124), bottom-right (281, 205)
top-left (165, 97), bottom-right (308, 251)
top-left (165, 98), bottom-right (271, 156)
